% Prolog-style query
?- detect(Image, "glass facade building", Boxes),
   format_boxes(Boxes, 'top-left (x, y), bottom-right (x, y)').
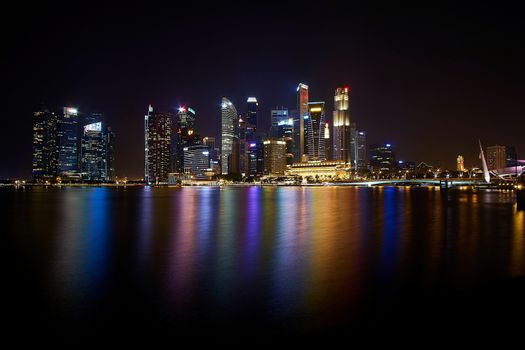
top-left (144, 105), bottom-right (172, 183)
top-left (32, 107), bottom-right (58, 182)
top-left (306, 101), bottom-right (326, 161)
top-left (221, 97), bottom-right (238, 174)
top-left (293, 83), bottom-right (308, 163)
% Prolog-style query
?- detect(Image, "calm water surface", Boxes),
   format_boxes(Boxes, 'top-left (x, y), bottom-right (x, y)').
top-left (4, 186), bottom-right (525, 339)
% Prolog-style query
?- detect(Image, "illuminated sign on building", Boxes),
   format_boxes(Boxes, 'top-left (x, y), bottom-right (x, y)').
top-left (84, 122), bottom-right (102, 132)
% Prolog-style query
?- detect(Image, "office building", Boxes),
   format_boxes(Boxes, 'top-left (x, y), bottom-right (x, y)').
top-left (263, 140), bottom-right (287, 175)
top-left (333, 87), bottom-right (351, 163)
top-left (144, 105), bottom-right (172, 183)
top-left (270, 107), bottom-right (289, 138)
top-left (293, 83), bottom-right (308, 162)
top-left (80, 121), bottom-right (107, 181)
top-left (277, 118), bottom-right (294, 165)
top-left (370, 143), bottom-right (395, 172)
top-left (486, 145), bottom-right (506, 170)
top-left (306, 101), bottom-right (326, 161)
top-left (32, 106), bottom-right (58, 182)
top-left (183, 145), bottom-right (211, 176)
top-left (221, 97), bottom-right (238, 174)
top-left (324, 122), bottom-right (332, 161)
top-left (175, 106), bottom-right (199, 173)
top-left (57, 107), bottom-right (80, 177)
top-left (354, 130), bottom-right (367, 170)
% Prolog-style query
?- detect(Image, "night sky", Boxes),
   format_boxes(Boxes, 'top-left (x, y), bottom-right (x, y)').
top-left (1, 2), bottom-right (523, 179)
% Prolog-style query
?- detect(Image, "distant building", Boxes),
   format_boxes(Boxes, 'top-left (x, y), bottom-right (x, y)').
top-left (307, 101), bottom-right (326, 161)
top-left (457, 155), bottom-right (465, 172)
top-left (221, 97), bottom-right (238, 175)
top-left (324, 122), bottom-right (332, 161)
top-left (80, 121), bottom-right (107, 181)
top-left (270, 107), bottom-right (289, 138)
top-left (277, 118), bottom-right (294, 165)
top-left (333, 87), bottom-right (351, 163)
top-left (183, 145), bottom-right (211, 176)
top-left (293, 83), bottom-right (308, 163)
top-left (263, 140), bottom-right (287, 175)
top-left (175, 106), bottom-right (199, 173)
top-left (203, 136), bottom-right (219, 174)
top-left (354, 130), bottom-right (367, 170)
top-left (370, 143), bottom-right (395, 172)
top-left (144, 105), bottom-right (172, 183)
top-left (105, 126), bottom-right (115, 181)
top-left (238, 117), bottom-right (247, 175)
top-left (486, 145), bottom-right (506, 170)
top-left (32, 106), bottom-right (58, 182)
top-left (57, 107), bottom-right (80, 177)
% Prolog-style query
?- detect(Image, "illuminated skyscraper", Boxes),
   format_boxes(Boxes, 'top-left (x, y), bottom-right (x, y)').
top-left (293, 83), bottom-right (308, 162)
top-left (270, 107), bottom-right (289, 138)
top-left (370, 143), bottom-right (395, 173)
top-left (238, 117), bottom-right (247, 174)
top-left (221, 97), bottom-right (238, 174)
top-left (144, 105), bottom-right (172, 183)
top-left (355, 130), bottom-right (367, 170)
top-left (457, 155), bottom-right (465, 172)
top-left (183, 145), bottom-right (211, 176)
top-left (306, 101), bottom-right (326, 161)
top-left (246, 97), bottom-right (258, 141)
top-left (245, 97), bottom-right (260, 176)
top-left (57, 107), bottom-right (80, 177)
top-left (333, 87), bottom-right (351, 163)
top-left (175, 106), bottom-right (199, 173)
top-left (277, 117), bottom-right (294, 165)
top-left (32, 106), bottom-right (58, 182)
top-left (263, 140), bottom-right (287, 175)
top-left (324, 122), bottom-right (332, 161)
top-left (105, 126), bottom-right (115, 181)
top-left (81, 121), bottom-right (106, 181)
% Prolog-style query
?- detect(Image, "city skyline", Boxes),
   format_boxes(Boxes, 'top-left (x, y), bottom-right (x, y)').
top-left (2, 2), bottom-right (524, 178)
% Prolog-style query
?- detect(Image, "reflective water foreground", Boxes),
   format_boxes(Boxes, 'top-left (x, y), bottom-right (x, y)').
top-left (3, 186), bottom-right (525, 340)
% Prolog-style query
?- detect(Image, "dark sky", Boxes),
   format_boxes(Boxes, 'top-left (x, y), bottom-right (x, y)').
top-left (1, 1), bottom-right (524, 179)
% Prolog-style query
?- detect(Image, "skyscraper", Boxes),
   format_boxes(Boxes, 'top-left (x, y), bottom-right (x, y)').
top-left (144, 105), bottom-right (172, 183)
top-left (32, 106), bottom-right (58, 182)
top-left (270, 107), bottom-right (289, 138)
top-left (333, 87), bottom-right (351, 163)
top-left (457, 155), bottom-right (465, 172)
top-left (246, 97), bottom-right (258, 141)
top-left (221, 97), bottom-right (238, 175)
top-left (486, 145), bottom-right (506, 170)
top-left (263, 140), bottom-right (287, 175)
top-left (183, 145), bottom-right (211, 176)
top-left (105, 126), bottom-right (115, 181)
top-left (57, 107), bottom-right (80, 177)
top-left (277, 117), bottom-right (294, 165)
top-left (306, 101), bottom-right (326, 161)
top-left (238, 117), bottom-right (247, 175)
top-left (370, 143), bottom-right (395, 173)
top-left (293, 83), bottom-right (308, 162)
top-left (324, 122), bottom-right (332, 161)
top-left (175, 106), bottom-right (199, 173)
top-left (355, 131), bottom-right (367, 170)
top-left (246, 97), bottom-right (259, 176)
top-left (80, 121), bottom-right (107, 181)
